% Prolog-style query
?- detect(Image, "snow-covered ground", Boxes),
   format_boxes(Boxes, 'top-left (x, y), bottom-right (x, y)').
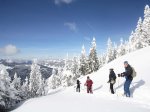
top-left (12, 47), bottom-right (150, 112)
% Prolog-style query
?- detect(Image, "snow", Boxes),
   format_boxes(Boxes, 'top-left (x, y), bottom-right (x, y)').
top-left (0, 64), bottom-right (10, 71)
top-left (12, 47), bottom-right (150, 112)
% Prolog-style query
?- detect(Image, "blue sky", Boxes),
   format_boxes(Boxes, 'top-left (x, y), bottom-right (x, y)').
top-left (0, 0), bottom-right (149, 59)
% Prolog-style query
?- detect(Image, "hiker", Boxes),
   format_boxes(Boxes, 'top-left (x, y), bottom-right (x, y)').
top-left (76, 80), bottom-right (81, 92)
top-left (107, 68), bottom-right (116, 94)
top-left (84, 76), bottom-right (93, 94)
top-left (119, 61), bottom-right (133, 97)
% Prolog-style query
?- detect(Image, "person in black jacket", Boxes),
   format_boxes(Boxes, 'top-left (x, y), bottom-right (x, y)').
top-left (121, 61), bottom-right (133, 97)
top-left (76, 80), bottom-right (81, 92)
top-left (107, 68), bottom-right (116, 94)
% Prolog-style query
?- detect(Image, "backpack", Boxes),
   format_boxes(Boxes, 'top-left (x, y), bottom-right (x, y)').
top-left (131, 67), bottom-right (136, 78)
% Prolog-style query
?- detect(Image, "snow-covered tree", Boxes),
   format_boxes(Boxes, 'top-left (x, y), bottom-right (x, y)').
top-left (0, 69), bottom-right (20, 109)
top-left (135, 17), bottom-right (143, 49)
top-left (130, 17), bottom-right (144, 50)
top-left (29, 60), bottom-right (43, 97)
top-left (141, 5), bottom-right (150, 46)
top-left (48, 68), bottom-right (62, 89)
top-left (71, 56), bottom-right (80, 79)
top-left (88, 37), bottom-right (100, 73)
top-left (99, 53), bottom-right (106, 68)
top-left (113, 42), bottom-right (118, 59)
top-left (66, 75), bottom-right (73, 86)
top-left (0, 69), bottom-right (11, 107)
top-left (37, 78), bottom-right (47, 96)
top-left (105, 38), bottom-right (116, 63)
top-left (79, 45), bottom-right (89, 76)
top-left (64, 53), bottom-right (72, 71)
top-left (21, 77), bottom-right (30, 99)
top-left (127, 31), bottom-right (135, 52)
top-left (11, 73), bottom-right (21, 91)
top-left (61, 68), bottom-right (74, 87)
top-left (127, 5), bottom-right (150, 52)
top-left (117, 38), bottom-right (126, 57)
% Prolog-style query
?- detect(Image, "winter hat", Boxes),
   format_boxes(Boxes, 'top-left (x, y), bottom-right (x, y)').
top-left (109, 68), bottom-right (114, 70)
top-left (124, 61), bottom-right (128, 64)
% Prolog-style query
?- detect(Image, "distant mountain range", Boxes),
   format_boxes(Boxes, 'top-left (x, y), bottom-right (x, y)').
top-left (0, 59), bottom-right (53, 83)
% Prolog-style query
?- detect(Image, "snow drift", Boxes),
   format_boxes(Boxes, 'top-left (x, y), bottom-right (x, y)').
top-left (12, 47), bottom-right (150, 112)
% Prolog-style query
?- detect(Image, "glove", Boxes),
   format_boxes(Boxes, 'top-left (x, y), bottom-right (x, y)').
top-left (121, 73), bottom-right (125, 77)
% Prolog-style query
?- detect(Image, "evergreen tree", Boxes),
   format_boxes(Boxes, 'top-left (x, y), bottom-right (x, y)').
top-left (21, 77), bottom-right (30, 99)
top-left (99, 54), bottom-right (105, 68)
top-left (37, 78), bottom-right (46, 96)
top-left (113, 42), bottom-right (118, 59)
top-left (141, 5), bottom-right (150, 46)
top-left (117, 38), bottom-right (126, 57)
top-left (88, 37), bottom-right (100, 73)
top-left (128, 5), bottom-right (150, 52)
top-left (105, 38), bottom-right (115, 63)
top-left (79, 45), bottom-right (89, 76)
top-left (71, 56), bottom-right (80, 79)
top-left (29, 60), bottom-right (43, 97)
top-left (12, 73), bottom-right (21, 91)
top-left (64, 53), bottom-right (72, 71)
top-left (66, 75), bottom-right (73, 86)
top-left (0, 69), bottom-right (20, 109)
top-left (48, 68), bottom-right (62, 89)
top-left (127, 31), bottom-right (135, 52)
top-left (134, 17), bottom-right (144, 49)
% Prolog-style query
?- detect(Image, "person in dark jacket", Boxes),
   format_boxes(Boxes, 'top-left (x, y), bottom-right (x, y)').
top-left (76, 80), bottom-right (81, 92)
top-left (84, 76), bottom-right (93, 94)
top-left (121, 61), bottom-right (133, 97)
top-left (107, 68), bottom-right (116, 94)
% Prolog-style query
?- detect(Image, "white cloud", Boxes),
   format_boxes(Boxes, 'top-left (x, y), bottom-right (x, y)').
top-left (54, 0), bottom-right (75, 5)
top-left (0, 44), bottom-right (20, 56)
top-left (64, 22), bottom-right (77, 32)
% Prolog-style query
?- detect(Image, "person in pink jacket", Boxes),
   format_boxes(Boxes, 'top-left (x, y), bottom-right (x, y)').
top-left (85, 76), bottom-right (93, 94)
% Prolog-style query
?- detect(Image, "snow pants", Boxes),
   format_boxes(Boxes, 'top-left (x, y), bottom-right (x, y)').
top-left (87, 86), bottom-right (93, 94)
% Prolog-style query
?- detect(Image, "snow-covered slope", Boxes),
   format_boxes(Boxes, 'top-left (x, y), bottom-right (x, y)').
top-left (12, 47), bottom-right (150, 112)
